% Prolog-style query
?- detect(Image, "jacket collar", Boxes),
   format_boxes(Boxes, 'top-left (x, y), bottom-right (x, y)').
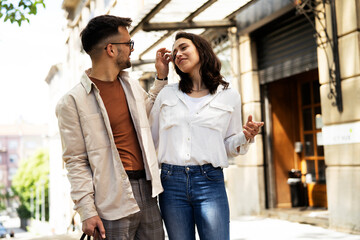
top-left (81, 68), bottom-right (130, 94)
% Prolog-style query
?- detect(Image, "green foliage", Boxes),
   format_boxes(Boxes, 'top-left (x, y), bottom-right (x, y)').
top-left (0, 185), bottom-right (8, 211)
top-left (16, 204), bottom-right (31, 219)
top-left (0, 0), bottom-right (45, 26)
top-left (12, 149), bottom-right (49, 220)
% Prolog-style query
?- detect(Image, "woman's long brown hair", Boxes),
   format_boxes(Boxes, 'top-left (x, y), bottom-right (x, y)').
top-left (173, 32), bottom-right (229, 94)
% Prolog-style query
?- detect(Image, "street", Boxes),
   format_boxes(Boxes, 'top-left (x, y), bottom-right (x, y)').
top-left (5, 216), bottom-right (359, 240)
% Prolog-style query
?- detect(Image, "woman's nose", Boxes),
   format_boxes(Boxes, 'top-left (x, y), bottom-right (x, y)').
top-left (176, 52), bottom-right (182, 59)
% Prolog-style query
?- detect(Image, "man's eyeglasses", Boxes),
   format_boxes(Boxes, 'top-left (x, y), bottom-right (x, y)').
top-left (104, 40), bottom-right (134, 50)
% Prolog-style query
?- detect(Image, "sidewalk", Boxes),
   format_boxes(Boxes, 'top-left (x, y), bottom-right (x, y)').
top-left (262, 207), bottom-right (330, 228)
top-left (5, 216), bottom-right (360, 239)
top-left (230, 216), bottom-right (359, 240)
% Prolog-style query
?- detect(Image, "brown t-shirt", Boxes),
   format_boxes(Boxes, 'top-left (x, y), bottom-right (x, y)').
top-left (90, 77), bottom-right (144, 171)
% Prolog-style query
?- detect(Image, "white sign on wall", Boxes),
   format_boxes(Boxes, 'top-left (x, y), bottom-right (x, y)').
top-left (322, 122), bottom-right (360, 145)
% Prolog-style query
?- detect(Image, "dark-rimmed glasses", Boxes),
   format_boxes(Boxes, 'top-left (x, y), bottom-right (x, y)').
top-left (104, 40), bottom-right (134, 50)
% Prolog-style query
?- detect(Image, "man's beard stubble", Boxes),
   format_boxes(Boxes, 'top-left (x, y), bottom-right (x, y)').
top-left (116, 51), bottom-right (132, 70)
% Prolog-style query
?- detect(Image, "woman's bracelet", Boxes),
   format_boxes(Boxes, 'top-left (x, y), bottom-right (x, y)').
top-left (156, 75), bottom-right (168, 81)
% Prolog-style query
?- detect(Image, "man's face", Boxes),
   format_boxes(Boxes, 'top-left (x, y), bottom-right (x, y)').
top-left (112, 26), bottom-right (134, 70)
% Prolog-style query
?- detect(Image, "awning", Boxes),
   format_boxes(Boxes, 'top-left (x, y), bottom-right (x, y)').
top-left (107, 0), bottom-right (255, 63)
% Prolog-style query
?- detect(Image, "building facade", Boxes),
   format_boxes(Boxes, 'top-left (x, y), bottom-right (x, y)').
top-left (231, 0), bottom-right (360, 233)
top-left (0, 123), bottom-right (48, 212)
top-left (50, 0), bottom-right (359, 234)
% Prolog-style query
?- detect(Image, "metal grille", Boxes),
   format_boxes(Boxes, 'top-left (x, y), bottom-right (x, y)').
top-left (253, 10), bottom-right (318, 84)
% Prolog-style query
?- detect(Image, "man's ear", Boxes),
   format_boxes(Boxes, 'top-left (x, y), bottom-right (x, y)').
top-left (105, 45), bottom-right (115, 56)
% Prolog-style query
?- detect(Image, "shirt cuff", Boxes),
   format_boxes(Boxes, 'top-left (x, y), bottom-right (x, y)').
top-left (234, 132), bottom-right (248, 147)
top-left (75, 201), bottom-right (98, 222)
top-left (233, 133), bottom-right (251, 155)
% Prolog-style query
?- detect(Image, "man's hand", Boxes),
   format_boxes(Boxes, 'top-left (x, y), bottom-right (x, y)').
top-left (82, 215), bottom-right (106, 239)
top-left (155, 48), bottom-right (172, 79)
top-left (243, 115), bottom-right (264, 141)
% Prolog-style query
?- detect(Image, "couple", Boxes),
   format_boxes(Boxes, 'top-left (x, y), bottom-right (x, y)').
top-left (56, 15), bottom-right (263, 240)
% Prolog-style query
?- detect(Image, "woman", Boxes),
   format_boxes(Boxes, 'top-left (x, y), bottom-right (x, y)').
top-left (150, 32), bottom-right (263, 240)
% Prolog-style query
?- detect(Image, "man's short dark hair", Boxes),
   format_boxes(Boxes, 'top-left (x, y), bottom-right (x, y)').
top-left (80, 15), bottom-right (132, 54)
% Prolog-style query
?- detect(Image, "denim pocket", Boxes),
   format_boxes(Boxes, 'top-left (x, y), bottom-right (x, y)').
top-left (161, 169), bottom-right (171, 181)
top-left (203, 168), bottom-right (224, 182)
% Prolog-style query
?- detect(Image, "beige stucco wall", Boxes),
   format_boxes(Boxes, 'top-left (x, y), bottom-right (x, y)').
top-left (317, 0), bottom-right (360, 233)
top-left (225, 33), bottom-right (266, 217)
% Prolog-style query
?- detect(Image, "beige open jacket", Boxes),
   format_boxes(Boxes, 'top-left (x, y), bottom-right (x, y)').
top-left (56, 69), bottom-right (167, 221)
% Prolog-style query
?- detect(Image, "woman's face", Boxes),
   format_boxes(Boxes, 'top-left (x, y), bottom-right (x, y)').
top-left (172, 38), bottom-right (200, 75)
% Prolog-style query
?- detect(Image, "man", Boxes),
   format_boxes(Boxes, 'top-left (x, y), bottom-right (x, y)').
top-left (56, 15), bottom-right (171, 240)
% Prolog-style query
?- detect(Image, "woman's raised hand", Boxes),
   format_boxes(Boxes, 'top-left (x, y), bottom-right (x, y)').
top-left (155, 48), bottom-right (172, 79)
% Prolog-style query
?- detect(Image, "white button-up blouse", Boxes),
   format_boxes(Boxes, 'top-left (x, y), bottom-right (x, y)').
top-left (149, 83), bottom-right (251, 168)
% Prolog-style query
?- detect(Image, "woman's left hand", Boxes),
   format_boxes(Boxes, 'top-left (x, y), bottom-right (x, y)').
top-left (243, 115), bottom-right (264, 141)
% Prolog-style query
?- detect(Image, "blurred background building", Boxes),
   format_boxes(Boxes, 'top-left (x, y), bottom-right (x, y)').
top-left (46, 0), bottom-right (360, 235)
top-left (0, 123), bottom-right (48, 213)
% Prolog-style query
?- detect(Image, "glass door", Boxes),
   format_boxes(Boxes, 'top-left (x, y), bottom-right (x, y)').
top-left (298, 78), bottom-right (327, 208)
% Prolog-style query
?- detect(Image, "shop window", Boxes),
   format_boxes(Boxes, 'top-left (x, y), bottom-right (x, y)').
top-left (302, 108), bottom-right (312, 131)
top-left (304, 134), bottom-right (314, 156)
top-left (313, 81), bottom-right (320, 103)
top-left (318, 160), bottom-right (326, 183)
top-left (306, 160), bottom-right (316, 182)
top-left (299, 77), bottom-right (326, 191)
top-left (301, 82), bottom-right (311, 105)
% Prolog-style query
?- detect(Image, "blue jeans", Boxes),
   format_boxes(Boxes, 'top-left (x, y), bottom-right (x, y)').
top-left (159, 163), bottom-right (230, 240)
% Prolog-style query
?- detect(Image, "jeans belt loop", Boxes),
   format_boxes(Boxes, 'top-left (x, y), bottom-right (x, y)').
top-left (200, 164), bottom-right (204, 174)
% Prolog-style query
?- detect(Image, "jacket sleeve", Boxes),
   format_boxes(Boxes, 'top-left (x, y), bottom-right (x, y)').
top-left (224, 95), bottom-right (252, 158)
top-left (56, 95), bottom-right (98, 222)
top-left (149, 91), bottom-right (162, 150)
top-left (144, 79), bottom-right (168, 116)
